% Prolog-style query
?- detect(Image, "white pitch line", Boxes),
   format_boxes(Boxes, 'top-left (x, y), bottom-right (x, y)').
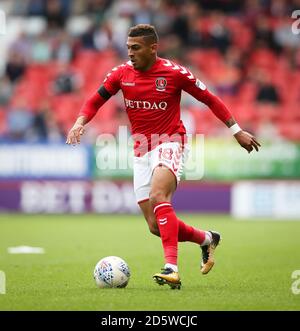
top-left (7, 246), bottom-right (45, 254)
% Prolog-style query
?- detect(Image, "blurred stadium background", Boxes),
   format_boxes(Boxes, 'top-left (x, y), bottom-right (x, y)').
top-left (0, 0), bottom-right (299, 217)
top-left (0, 0), bottom-right (300, 311)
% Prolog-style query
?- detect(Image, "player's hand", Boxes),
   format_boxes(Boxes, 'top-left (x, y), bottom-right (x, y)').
top-left (66, 123), bottom-right (85, 145)
top-left (234, 130), bottom-right (261, 153)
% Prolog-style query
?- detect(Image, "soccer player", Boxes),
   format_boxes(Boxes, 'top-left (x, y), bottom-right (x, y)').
top-left (66, 24), bottom-right (261, 289)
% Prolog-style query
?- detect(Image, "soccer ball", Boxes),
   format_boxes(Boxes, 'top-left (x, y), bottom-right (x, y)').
top-left (93, 256), bottom-right (131, 288)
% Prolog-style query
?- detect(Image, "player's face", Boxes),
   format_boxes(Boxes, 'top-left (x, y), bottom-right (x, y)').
top-left (127, 36), bottom-right (157, 71)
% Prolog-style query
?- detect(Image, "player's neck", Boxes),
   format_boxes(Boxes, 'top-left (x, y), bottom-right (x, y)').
top-left (139, 56), bottom-right (158, 72)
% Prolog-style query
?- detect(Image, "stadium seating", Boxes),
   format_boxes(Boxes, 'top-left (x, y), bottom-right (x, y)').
top-left (0, 2), bottom-right (299, 142)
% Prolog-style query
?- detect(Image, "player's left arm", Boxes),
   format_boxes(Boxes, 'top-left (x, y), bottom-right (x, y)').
top-left (182, 74), bottom-right (261, 153)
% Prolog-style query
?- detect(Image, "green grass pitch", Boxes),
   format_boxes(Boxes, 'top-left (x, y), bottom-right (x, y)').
top-left (0, 214), bottom-right (299, 311)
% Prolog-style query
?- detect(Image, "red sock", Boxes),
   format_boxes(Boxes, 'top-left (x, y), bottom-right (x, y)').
top-left (178, 219), bottom-right (206, 244)
top-left (153, 202), bottom-right (179, 266)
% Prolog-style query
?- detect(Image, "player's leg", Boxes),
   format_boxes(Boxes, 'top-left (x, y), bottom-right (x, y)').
top-left (133, 152), bottom-right (180, 288)
top-left (138, 180), bottom-right (221, 278)
top-left (134, 143), bottom-right (221, 280)
top-left (150, 165), bottom-right (181, 289)
top-left (138, 199), bottom-right (160, 237)
top-left (138, 198), bottom-right (212, 245)
top-left (149, 142), bottom-right (221, 277)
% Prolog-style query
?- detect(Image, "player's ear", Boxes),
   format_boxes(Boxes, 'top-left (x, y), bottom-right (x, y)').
top-left (150, 43), bottom-right (158, 54)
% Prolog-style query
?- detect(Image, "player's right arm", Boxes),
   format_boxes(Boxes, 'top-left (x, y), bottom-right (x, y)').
top-left (66, 87), bottom-right (111, 145)
top-left (66, 65), bottom-right (122, 145)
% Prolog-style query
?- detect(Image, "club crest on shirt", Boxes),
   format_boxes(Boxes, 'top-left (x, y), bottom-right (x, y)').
top-left (155, 77), bottom-right (167, 91)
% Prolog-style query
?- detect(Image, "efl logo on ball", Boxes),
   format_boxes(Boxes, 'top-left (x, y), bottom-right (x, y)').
top-left (94, 256), bottom-right (131, 288)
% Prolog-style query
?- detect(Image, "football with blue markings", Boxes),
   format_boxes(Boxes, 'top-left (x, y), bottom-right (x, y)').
top-left (93, 256), bottom-right (131, 288)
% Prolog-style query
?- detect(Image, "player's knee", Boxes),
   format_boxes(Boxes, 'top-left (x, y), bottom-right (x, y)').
top-left (149, 190), bottom-right (167, 206)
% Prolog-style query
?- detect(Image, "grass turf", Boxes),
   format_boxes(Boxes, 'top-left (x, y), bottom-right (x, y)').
top-left (0, 214), bottom-right (299, 311)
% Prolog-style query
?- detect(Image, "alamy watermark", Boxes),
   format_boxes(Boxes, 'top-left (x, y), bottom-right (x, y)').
top-left (0, 9), bottom-right (6, 35)
top-left (291, 10), bottom-right (300, 35)
top-left (0, 271), bottom-right (5, 294)
top-left (291, 270), bottom-right (300, 295)
top-left (94, 126), bottom-right (205, 180)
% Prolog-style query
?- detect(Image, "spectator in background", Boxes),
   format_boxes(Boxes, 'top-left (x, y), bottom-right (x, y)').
top-left (0, 75), bottom-right (13, 106)
top-left (86, 0), bottom-right (111, 12)
top-left (255, 72), bottom-right (280, 104)
top-left (132, 0), bottom-right (154, 26)
top-left (52, 63), bottom-right (83, 95)
top-left (5, 51), bottom-right (27, 83)
top-left (152, 1), bottom-right (174, 37)
top-left (254, 15), bottom-right (279, 51)
top-left (9, 32), bottom-right (31, 62)
top-left (7, 97), bottom-right (33, 141)
top-left (52, 31), bottom-right (78, 63)
top-left (243, 0), bottom-right (266, 25)
top-left (93, 22), bottom-right (113, 51)
top-left (47, 116), bottom-right (65, 142)
top-left (214, 47), bottom-right (242, 96)
top-left (185, 1), bottom-right (203, 47)
top-left (27, 0), bottom-right (45, 16)
top-left (81, 24), bottom-right (98, 49)
top-left (85, 0), bottom-right (113, 24)
top-left (171, 3), bottom-right (190, 46)
top-left (32, 100), bottom-right (64, 142)
top-left (270, 0), bottom-right (291, 18)
top-left (31, 101), bottom-right (50, 141)
top-left (201, 0), bottom-right (242, 13)
top-left (1, 0), bottom-right (299, 143)
top-left (45, 0), bottom-right (67, 29)
top-left (31, 32), bottom-right (52, 63)
top-left (207, 12), bottom-right (231, 54)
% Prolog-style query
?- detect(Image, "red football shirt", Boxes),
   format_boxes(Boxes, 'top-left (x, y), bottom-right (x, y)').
top-left (102, 57), bottom-right (213, 156)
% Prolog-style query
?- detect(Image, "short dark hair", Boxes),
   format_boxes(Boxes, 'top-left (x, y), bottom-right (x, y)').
top-left (128, 24), bottom-right (158, 44)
